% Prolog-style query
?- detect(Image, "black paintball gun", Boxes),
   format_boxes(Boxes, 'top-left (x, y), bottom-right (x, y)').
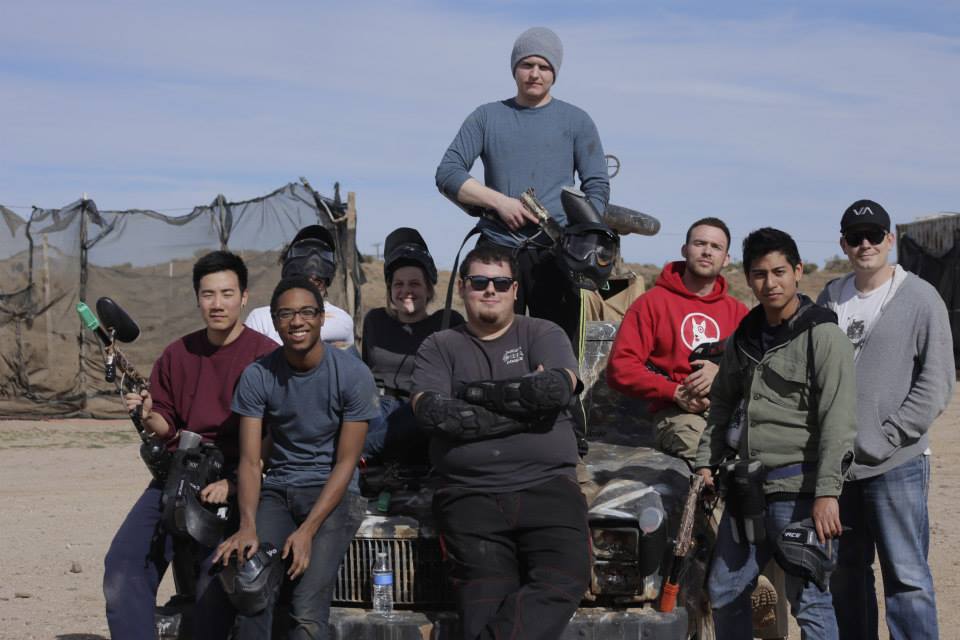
top-left (76, 297), bottom-right (170, 481)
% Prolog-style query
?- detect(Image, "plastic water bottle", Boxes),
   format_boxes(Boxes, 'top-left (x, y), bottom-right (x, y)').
top-left (371, 551), bottom-right (394, 616)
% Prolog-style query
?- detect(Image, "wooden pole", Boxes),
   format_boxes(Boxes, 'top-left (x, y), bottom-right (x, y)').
top-left (345, 192), bottom-right (359, 334)
top-left (41, 233), bottom-right (52, 364)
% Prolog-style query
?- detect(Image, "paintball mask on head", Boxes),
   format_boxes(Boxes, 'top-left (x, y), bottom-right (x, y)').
top-left (217, 543), bottom-right (284, 615)
top-left (383, 227), bottom-right (438, 284)
top-left (773, 518), bottom-right (838, 592)
top-left (281, 226), bottom-right (337, 285)
top-left (558, 187), bottom-right (618, 291)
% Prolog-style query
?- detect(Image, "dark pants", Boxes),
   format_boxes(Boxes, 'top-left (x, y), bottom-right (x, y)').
top-left (831, 454), bottom-right (937, 640)
top-left (513, 245), bottom-right (583, 357)
top-left (433, 475), bottom-right (591, 640)
top-left (362, 395), bottom-right (429, 466)
top-left (477, 237), bottom-right (583, 356)
top-left (236, 486), bottom-right (365, 640)
top-left (103, 482), bottom-right (235, 640)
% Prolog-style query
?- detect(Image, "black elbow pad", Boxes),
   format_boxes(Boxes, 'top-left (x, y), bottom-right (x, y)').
top-left (414, 391), bottom-right (532, 442)
top-left (459, 368), bottom-right (574, 418)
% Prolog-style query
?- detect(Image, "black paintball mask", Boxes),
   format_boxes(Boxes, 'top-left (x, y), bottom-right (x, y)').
top-left (773, 518), bottom-right (838, 592)
top-left (383, 227), bottom-right (437, 285)
top-left (217, 543), bottom-right (284, 615)
top-left (558, 187), bottom-right (619, 291)
top-left (281, 226), bottom-right (337, 286)
top-left (160, 434), bottom-right (231, 548)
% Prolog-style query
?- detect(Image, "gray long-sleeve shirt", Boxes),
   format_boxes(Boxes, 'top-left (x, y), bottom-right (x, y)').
top-left (818, 266), bottom-right (955, 480)
top-left (435, 97), bottom-right (610, 248)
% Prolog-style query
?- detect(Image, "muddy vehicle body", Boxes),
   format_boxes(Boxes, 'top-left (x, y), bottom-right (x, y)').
top-left (327, 320), bottom-right (711, 639)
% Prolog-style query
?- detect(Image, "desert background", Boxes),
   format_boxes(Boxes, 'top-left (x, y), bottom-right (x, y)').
top-left (1, 260), bottom-right (957, 639)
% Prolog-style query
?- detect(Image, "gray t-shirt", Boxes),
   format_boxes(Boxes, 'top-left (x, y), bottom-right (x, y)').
top-left (435, 97), bottom-right (610, 248)
top-left (232, 346), bottom-right (380, 490)
top-left (411, 315), bottom-right (580, 491)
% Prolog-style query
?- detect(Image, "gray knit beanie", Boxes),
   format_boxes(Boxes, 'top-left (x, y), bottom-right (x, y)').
top-left (510, 27), bottom-right (563, 79)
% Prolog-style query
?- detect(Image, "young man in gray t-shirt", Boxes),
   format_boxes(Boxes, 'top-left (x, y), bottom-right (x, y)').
top-left (215, 276), bottom-right (379, 640)
top-left (411, 244), bottom-right (589, 640)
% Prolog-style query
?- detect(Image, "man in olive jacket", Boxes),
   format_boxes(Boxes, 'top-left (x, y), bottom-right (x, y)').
top-left (695, 228), bottom-right (856, 640)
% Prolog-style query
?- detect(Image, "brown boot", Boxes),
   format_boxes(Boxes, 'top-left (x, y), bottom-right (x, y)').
top-left (751, 574), bottom-right (778, 632)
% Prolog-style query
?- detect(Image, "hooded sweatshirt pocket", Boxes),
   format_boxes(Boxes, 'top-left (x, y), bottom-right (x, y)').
top-left (855, 405), bottom-right (900, 465)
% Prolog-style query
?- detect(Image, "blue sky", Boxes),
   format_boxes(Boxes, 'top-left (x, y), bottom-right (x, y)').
top-left (2, 1), bottom-right (958, 268)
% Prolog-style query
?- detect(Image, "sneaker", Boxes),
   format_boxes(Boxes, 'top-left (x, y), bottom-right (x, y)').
top-left (751, 574), bottom-right (778, 630)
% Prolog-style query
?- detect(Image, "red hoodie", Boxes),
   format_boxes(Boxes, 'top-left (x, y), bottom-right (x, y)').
top-left (607, 261), bottom-right (748, 412)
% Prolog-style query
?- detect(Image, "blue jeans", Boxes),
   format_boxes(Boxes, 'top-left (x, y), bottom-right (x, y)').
top-left (236, 486), bottom-right (365, 640)
top-left (709, 496), bottom-right (838, 640)
top-left (103, 482), bottom-right (235, 640)
top-left (831, 454), bottom-right (937, 640)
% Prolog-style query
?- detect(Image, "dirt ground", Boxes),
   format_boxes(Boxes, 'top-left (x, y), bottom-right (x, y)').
top-left (1, 392), bottom-right (958, 640)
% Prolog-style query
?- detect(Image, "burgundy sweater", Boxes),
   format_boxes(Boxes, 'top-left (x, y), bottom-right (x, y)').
top-left (149, 327), bottom-right (277, 463)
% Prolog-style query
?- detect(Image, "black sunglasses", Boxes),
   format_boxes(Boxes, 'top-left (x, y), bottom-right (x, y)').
top-left (463, 275), bottom-right (515, 292)
top-left (844, 228), bottom-right (887, 247)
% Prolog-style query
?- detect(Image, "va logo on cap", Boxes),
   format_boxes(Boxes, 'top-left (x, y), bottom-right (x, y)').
top-left (680, 313), bottom-right (720, 351)
top-left (852, 206), bottom-right (874, 216)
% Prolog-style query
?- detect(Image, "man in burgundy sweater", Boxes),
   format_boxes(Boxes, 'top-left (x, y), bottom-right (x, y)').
top-left (102, 251), bottom-right (277, 640)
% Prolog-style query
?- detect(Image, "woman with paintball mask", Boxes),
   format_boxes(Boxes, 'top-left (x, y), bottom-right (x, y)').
top-left (361, 228), bottom-right (463, 464)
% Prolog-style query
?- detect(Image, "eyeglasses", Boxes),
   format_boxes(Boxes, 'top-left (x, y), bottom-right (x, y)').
top-left (844, 228), bottom-right (887, 247)
top-left (463, 275), bottom-right (515, 292)
top-left (272, 306), bottom-right (321, 321)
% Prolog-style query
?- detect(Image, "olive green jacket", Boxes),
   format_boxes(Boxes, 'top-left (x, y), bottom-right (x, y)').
top-left (694, 296), bottom-right (856, 497)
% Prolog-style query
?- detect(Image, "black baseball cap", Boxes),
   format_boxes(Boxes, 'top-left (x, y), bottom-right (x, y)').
top-left (840, 199), bottom-right (890, 232)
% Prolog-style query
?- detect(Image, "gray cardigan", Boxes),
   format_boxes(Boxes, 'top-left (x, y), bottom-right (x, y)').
top-left (818, 265), bottom-right (955, 480)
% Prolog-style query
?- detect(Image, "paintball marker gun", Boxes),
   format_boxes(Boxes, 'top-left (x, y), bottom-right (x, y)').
top-left (658, 473), bottom-right (704, 613)
top-left (77, 297), bottom-right (170, 481)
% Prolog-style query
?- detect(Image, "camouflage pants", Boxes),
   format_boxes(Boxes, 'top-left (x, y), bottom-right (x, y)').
top-left (652, 406), bottom-right (708, 465)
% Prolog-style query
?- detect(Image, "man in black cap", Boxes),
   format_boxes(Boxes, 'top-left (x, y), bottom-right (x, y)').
top-left (817, 199), bottom-right (954, 639)
top-left (244, 225), bottom-right (355, 347)
top-left (435, 26), bottom-right (610, 355)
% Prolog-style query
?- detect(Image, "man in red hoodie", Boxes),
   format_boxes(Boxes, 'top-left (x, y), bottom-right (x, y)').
top-left (607, 217), bottom-right (747, 463)
top-left (607, 219), bottom-right (787, 638)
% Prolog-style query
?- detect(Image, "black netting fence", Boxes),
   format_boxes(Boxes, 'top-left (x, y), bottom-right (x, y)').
top-left (897, 215), bottom-right (960, 372)
top-left (0, 180), bottom-right (362, 418)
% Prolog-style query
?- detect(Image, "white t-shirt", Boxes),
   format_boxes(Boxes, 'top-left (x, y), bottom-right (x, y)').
top-left (244, 301), bottom-right (355, 346)
top-left (835, 277), bottom-right (893, 355)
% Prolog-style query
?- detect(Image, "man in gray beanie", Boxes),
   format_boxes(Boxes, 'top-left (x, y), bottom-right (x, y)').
top-left (436, 25), bottom-right (610, 362)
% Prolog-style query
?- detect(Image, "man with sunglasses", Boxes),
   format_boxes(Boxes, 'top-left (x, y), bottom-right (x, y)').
top-left (435, 26), bottom-right (609, 353)
top-left (244, 224), bottom-right (355, 347)
top-left (410, 244), bottom-right (589, 640)
top-left (817, 199), bottom-right (954, 639)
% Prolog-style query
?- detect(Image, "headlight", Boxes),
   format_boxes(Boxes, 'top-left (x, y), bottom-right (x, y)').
top-left (591, 527), bottom-right (639, 561)
top-left (589, 507), bottom-right (668, 598)
top-left (592, 561), bottom-right (642, 595)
